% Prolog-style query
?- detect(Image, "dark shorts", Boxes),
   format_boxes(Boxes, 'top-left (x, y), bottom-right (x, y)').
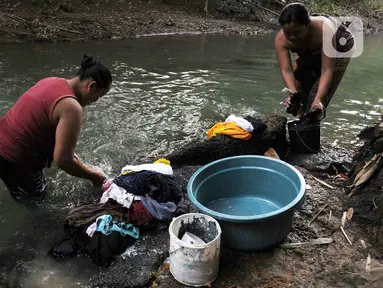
top-left (0, 155), bottom-right (47, 200)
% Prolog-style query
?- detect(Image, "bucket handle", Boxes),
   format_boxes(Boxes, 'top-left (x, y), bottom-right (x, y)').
top-left (169, 247), bottom-right (184, 255)
top-left (169, 246), bottom-right (220, 255)
top-left (292, 129), bottom-right (320, 153)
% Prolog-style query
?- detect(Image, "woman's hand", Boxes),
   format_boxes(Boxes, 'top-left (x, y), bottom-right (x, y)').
top-left (286, 91), bottom-right (301, 116)
top-left (310, 98), bottom-right (324, 112)
top-left (73, 154), bottom-right (106, 187)
top-left (285, 91), bottom-right (298, 108)
top-left (74, 153), bottom-right (81, 162)
top-left (85, 164), bottom-right (107, 186)
top-left (91, 171), bottom-right (107, 187)
top-left (302, 98), bottom-right (325, 124)
top-left (275, 31), bottom-right (298, 99)
top-left (285, 92), bottom-right (292, 107)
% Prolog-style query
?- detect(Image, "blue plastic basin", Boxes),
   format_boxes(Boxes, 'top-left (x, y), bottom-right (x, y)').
top-left (187, 155), bottom-right (306, 251)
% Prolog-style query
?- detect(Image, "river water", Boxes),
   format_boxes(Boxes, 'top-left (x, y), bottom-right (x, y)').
top-left (0, 33), bottom-right (383, 286)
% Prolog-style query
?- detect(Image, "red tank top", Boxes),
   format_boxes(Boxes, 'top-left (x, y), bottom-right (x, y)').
top-left (0, 77), bottom-right (77, 169)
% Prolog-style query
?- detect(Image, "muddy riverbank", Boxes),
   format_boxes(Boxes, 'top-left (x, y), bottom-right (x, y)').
top-left (152, 126), bottom-right (383, 288)
top-left (90, 131), bottom-right (383, 288)
top-left (92, 115), bottom-right (383, 288)
top-left (3, 114), bottom-right (383, 288)
top-left (0, 0), bottom-right (382, 44)
top-left (0, 0), bottom-right (276, 44)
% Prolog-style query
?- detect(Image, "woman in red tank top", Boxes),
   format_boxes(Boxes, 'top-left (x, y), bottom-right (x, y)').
top-left (0, 55), bottom-right (112, 201)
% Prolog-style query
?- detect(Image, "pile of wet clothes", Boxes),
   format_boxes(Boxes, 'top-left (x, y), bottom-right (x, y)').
top-left (206, 114), bottom-right (266, 140)
top-left (49, 159), bottom-right (186, 267)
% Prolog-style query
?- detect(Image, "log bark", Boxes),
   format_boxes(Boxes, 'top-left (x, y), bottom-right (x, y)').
top-left (165, 114), bottom-right (288, 167)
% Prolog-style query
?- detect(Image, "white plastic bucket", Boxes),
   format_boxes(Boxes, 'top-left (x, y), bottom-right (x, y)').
top-left (169, 213), bottom-right (222, 287)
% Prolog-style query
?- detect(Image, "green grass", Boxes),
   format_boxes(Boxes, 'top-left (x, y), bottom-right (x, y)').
top-left (309, 0), bottom-right (383, 16)
top-left (360, 0), bottom-right (383, 11)
top-left (310, 0), bottom-right (343, 16)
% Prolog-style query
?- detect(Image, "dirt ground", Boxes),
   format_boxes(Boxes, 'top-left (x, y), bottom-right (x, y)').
top-left (0, 0), bottom-right (276, 44)
top-left (1, 0), bottom-right (382, 44)
top-left (87, 120), bottom-right (383, 288)
top-left (153, 159), bottom-right (383, 288)
top-left (0, 120), bottom-right (382, 287)
top-left (3, 144), bottom-right (380, 288)
top-left (50, 117), bottom-right (382, 288)
top-left (346, 118), bottom-right (383, 259)
top-left (1, 1), bottom-right (383, 286)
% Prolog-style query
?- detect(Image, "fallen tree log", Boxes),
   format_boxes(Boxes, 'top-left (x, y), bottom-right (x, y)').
top-left (165, 114), bottom-right (288, 167)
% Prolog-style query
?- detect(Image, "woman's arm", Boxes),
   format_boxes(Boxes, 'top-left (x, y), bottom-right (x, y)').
top-left (52, 97), bottom-right (106, 186)
top-left (313, 51), bottom-right (335, 106)
top-left (74, 153), bottom-right (81, 162)
top-left (312, 18), bottom-right (337, 108)
top-left (275, 30), bottom-right (297, 94)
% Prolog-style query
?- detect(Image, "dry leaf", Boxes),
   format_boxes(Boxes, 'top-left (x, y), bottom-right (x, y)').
top-left (161, 263), bottom-right (170, 271)
top-left (311, 175), bottom-right (335, 190)
top-left (334, 173), bottom-right (349, 181)
top-left (280, 238), bottom-right (333, 249)
top-left (264, 147), bottom-right (280, 159)
top-left (348, 153), bottom-right (383, 194)
top-left (308, 204), bottom-right (328, 226)
top-left (340, 211), bottom-right (352, 245)
top-left (347, 208), bottom-right (354, 220)
top-left (340, 226), bottom-right (353, 245)
top-left (341, 212), bottom-right (347, 227)
top-left (366, 253), bottom-right (372, 273)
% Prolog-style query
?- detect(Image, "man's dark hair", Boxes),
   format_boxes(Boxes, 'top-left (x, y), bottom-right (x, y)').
top-left (278, 2), bottom-right (310, 26)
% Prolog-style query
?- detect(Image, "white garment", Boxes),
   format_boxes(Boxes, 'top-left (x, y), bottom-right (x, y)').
top-left (120, 163), bottom-right (173, 176)
top-left (86, 222), bottom-right (97, 237)
top-left (100, 183), bottom-right (140, 209)
top-left (282, 87), bottom-right (293, 93)
top-left (225, 115), bottom-right (254, 132)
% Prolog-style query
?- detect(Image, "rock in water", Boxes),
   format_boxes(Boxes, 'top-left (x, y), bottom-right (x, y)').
top-left (165, 114), bottom-right (288, 167)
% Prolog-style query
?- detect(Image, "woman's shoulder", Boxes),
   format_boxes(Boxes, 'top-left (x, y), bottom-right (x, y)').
top-left (31, 77), bottom-right (67, 89)
top-left (38, 76), bottom-right (66, 84)
top-left (310, 15), bottom-right (336, 32)
top-left (275, 29), bottom-right (294, 49)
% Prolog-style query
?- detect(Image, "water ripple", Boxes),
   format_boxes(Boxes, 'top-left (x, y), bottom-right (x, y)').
top-left (0, 33), bottom-right (383, 286)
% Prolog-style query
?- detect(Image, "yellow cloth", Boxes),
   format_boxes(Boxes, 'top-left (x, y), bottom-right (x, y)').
top-left (206, 122), bottom-right (252, 140)
top-left (153, 158), bottom-right (171, 165)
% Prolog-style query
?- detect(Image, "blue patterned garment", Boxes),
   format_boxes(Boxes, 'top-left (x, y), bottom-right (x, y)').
top-left (96, 215), bottom-right (139, 239)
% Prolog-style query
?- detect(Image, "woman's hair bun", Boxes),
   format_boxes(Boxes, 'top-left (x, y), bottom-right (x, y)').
top-left (76, 54), bottom-right (112, 89)
top-left (81, 54), bottom-right (96, 69)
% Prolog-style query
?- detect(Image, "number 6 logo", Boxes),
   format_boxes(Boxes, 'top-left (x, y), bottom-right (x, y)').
top-left (322, 16), bottom-right (364, 59)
